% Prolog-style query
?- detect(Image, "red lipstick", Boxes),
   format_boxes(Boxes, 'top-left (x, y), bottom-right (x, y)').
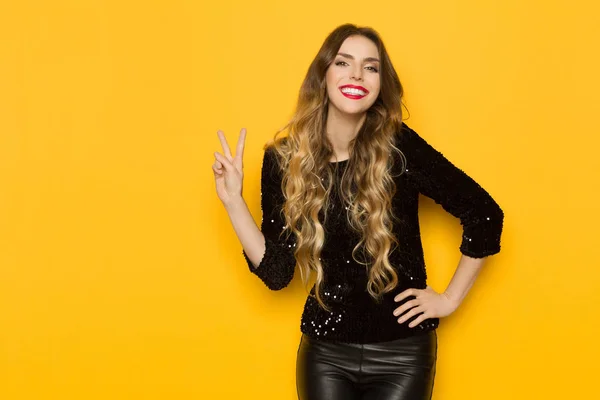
top-left (339, 84), bottom-right (369, 100)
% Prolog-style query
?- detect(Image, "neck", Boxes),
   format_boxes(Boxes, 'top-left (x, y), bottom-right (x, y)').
top-left (325, 104), bottom-right (366, 161)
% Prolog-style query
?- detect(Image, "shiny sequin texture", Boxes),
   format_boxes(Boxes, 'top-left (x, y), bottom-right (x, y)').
top-left (241, 122), bottom-right (504, 344)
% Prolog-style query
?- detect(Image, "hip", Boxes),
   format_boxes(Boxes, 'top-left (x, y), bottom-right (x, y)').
top-left (297, 329), bottom-right (437, 375)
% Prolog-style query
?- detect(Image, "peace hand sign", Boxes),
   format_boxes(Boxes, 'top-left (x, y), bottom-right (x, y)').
top-left (212, 128), bottom-right (246, 207)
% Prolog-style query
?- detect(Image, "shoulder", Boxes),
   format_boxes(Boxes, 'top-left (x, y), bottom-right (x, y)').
top-left (394, 121), bottom-right (425, 149)
top-left (262, 137), bottom-right (290, 182)
top-left (395, 122), bottom-right (443, 158)
top-left (263, 138), bottom-right (286, 167)
top-left (393, 122), bottom-right (424, 164)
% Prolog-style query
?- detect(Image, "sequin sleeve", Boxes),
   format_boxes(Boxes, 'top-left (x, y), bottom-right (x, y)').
top-left (241, 147), bottom-right (296, 290)
top-left (400, 123), bottom-right (504, 258)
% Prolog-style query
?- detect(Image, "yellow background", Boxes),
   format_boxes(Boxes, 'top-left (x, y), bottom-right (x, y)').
top-left (1, 0), bottom-right (599, 399)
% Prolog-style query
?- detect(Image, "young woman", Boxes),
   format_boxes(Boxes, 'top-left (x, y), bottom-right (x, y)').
top-left (212, 23), bottom-right (504, 400)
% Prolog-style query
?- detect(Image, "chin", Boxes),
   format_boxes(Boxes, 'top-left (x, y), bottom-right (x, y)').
top-left (343, 108), bottom-right (368, 116)
top-left (330, 101), bottom-right (366, 114)
top-left (336, 104), bottom-right (371, 116)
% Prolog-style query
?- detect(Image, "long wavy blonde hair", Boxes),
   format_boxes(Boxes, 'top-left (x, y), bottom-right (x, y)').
top-left (266, 24), bottom-right (408, 312)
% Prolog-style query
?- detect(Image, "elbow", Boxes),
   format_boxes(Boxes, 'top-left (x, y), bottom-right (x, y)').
top-left (492, 201), bottom-right (504, 222)
top-left (243, 237), bottom-right (296, 290)
top-left (248, 256), bottom-right (295, 291)
top-left (262, 260), bottom-right (295, 291)
top-left (460, 202), bottom-right (504, 258)
top-left (476, 199), bottom-right (504, 230)
top-left (482, 196), bottom-right (504, 222)
top-left (254, 239), bottom-right (296, 290)
top-left (264, 274), bottom-right (293, 291)
top-left (248, 261), bottom-right (294, 291)
top-left (253, 261), bottom-right (294, 290)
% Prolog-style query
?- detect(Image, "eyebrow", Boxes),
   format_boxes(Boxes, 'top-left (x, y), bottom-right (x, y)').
top-left (336, 52), bottom-right (380, 63)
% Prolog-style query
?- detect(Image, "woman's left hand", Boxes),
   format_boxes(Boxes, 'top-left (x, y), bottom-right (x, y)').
top-left (393, 286), bottom-right (460, 328)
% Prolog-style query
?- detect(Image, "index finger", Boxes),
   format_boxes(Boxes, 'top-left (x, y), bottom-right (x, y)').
top-left (236, 128), bottom-right (246, 161)
top-left (394, 288), bottom-right (418, 302)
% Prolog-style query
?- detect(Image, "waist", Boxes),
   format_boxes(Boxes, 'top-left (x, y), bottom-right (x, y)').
top-left (299, 291), bottom-right (439, 344)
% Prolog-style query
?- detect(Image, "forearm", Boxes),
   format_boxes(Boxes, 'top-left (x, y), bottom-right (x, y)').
top-left (224, 196), bottom-right (266, 270)
top-left (443, 254), bottom-right (486, 306)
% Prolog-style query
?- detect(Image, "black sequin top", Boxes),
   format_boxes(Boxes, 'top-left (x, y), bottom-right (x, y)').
top-left (241, 122), bottom-right (504, 344)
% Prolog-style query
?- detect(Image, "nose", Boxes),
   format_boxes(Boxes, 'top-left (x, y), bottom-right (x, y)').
top-left (350, 66), bottom-right (363, 81)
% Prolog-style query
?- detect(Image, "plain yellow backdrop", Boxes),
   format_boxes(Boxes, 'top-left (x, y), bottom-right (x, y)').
top-left (1, 0), bottom-right (599, 399)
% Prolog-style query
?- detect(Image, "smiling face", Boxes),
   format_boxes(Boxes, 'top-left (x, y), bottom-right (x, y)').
top-left (325, 35), bottom-right (381, 116)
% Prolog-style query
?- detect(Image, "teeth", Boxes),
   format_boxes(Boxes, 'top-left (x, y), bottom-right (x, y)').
top-left (341, 87), bottom-right (366, 96)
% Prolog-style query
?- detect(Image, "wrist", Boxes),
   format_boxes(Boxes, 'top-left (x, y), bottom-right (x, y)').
top-left (224, 195), bottom-right (246, 211)
top-left (442, 291), bottom-right (461, 308)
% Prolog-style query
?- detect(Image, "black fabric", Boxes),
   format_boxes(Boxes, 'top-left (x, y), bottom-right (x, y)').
top-left (296, 330), bottom-right (437, 400)
top-left (241, 122), bottom-right (504, 343)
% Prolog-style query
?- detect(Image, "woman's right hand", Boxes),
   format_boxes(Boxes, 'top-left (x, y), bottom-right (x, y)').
top-left (212, 128), bottom-right (246, 208)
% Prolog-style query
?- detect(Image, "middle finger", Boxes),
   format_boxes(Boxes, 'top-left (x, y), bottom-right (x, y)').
top-left (397, 306), bottom-right (425, 324)
top-left (393, 299), bottom-right (419, 317)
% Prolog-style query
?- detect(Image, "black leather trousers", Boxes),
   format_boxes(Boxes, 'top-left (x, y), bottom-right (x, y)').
top-left (296, 330), bottom-right (437, 400)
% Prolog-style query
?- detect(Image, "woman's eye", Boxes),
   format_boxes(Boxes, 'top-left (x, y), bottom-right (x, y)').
top-left (335, 60), bottom-right (378, 73)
